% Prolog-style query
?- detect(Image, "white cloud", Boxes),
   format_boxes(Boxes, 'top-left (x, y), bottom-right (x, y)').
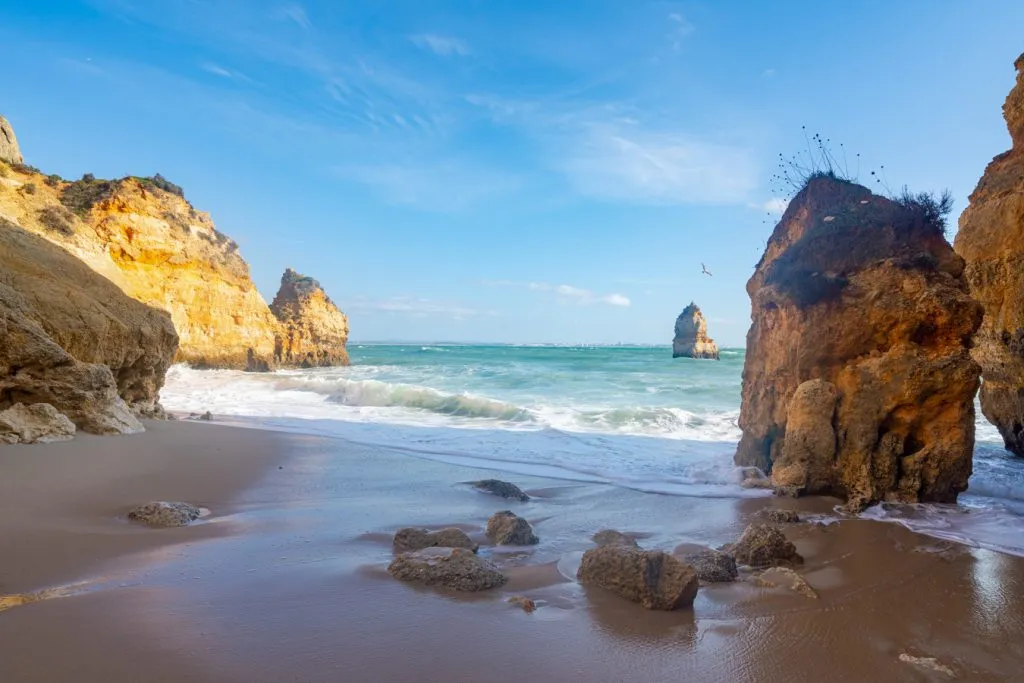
top-left (200, 62), bottom-right (251, 81)
top-left (486, 280), bottom-right (631, 307)
top-left (347, 296), bottom-right (495, 321)
top-left (275, 3), bottom-right (311, 29)
top-left (760, 197), bottom-right (790, 214)
top-left (410, 34), bottom-right (470, 56)
top-left (668, 12), bottom-right (694, 49)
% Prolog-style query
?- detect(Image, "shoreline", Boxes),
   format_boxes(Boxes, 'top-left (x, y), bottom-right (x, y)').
top-left (2, 420), bottom-right (1024, 681)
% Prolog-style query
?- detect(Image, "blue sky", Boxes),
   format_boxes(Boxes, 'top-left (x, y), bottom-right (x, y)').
top-left (2, 1), bottom-right (1022, 345)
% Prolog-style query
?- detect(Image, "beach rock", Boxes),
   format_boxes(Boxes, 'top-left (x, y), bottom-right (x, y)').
top-left (592, 530), bottom-right (639, 548)
top-left (898, 653), bottom-right (955, 677)
top-left (681, 549), bottom-right (738, 583)
top-left (735, 174), bottom-right (982, 506)
top-left (270, 268), bottom-right (349, 367)
top-left (127, 501), bottom-right (202, 528)
top-left (486, 511), bottom-right (539, 545)
top-left (672, 302), bottom-right (720, 360)
top-left (955, 53), bottom-right (1024, 458)
top-left (754, 567), bottom-right (817, 598)
top-left (387, 547), bottom-right (507, 592)
top-left (577, 546), bottom-right (699, 610)
top-left (0, 115), bottom-right (21, 164)
top-left (1, 219), bottom-right (178, 421)
top-left (0, 403), bottom-right (76, 444)
top-left (507, 596), bottom-right (537, 613)
top-left (738, 466), bottom-right (773, 489)
top-left (392, 527), bottom-right (479, 554)
top-left (725, 524), bottom-right (802, 568)
top-left (758, 509), bottom-right (802, 524)
top-left (472, 479), bottom-right (530, 501)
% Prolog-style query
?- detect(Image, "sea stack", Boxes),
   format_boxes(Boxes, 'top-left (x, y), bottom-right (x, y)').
top-left (0, 114), bottom-right (22, 164)
top-left (270, 268), bottom-right (350, 367)
top-left (954, 53), bottom-right (1024, 457)
top-left (735, 174), bottom-right (981, 508)
top-left (672, 302), bottom-right (719, 359)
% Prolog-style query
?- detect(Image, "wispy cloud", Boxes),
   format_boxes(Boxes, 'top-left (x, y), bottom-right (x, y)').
top-left (668, 12), bottom-right (694, 49)
top-left (763, 68), bottom-right (777, 78)
top-left (760, 197), bottom-right (789, 214)
top-left (334, 160), bottom-right (518, 211)
top-left (274, 3), bottom-right (311, 30)
top-left (410, 33), bottom-right (470, 57)
top-left (347, 296), bottom-right (496, 321)
top-left (200, 62), bottom-right (251, 81)
top-left (486, 280), bottom-right (631, 307)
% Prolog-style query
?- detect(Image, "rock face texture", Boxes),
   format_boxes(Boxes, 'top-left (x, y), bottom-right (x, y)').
top-left (735, 175), bottom-right (982, 506)
top-left (392, 527), bottom-right (478, 554)
top-left (472, 479), bottom-right (530, 501)
top-left (577, 546), bottom-right (699, 610)
top-left (681, 549), bottom-right (737, 583)
top-left (270, 269), bottom-right (350, 368)
top-left (0, 403), bottom-right (76, 444)
top-left (955, 54), bottom-right (1024, 457)
top-left (672, 302), bottom-right (720, 359)
top-left (725, 524), bottom-right (802, 568)
top-left (127, 501), bottom-right (203, 527)
top-left (0, 164), bottom-right (348, 371)
top-left (486, 511), bottom-right (539, 545)
top-left (0, 115), bottom-right (21, 164)
top-left (387, 547), bottom-right (507, 592)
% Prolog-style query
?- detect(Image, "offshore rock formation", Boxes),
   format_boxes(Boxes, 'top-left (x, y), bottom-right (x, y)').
top-left (270, 269), bottom-right (350, 367)
top-left (672, 303), bottom-right (719, 359)
top-left (735, 175), bottom-right (982, 507)
top-left (954, 53), bottom-right (1024, 457)
top-left (0, 115), bottom-right (21, 164)
top-left (0, 153), bottom-right (349, 371)
top-left (1, 219), bottom-right (177, 428)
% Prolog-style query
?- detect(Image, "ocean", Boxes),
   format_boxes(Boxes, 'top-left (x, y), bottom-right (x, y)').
top-left (162, 343), bottom-right (1024, 556)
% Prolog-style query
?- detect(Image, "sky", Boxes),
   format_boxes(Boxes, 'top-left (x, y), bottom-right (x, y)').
top-left (1, 1), bottom-right (1022, 345)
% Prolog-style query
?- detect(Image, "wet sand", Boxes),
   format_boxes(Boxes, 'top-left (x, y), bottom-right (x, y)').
top-left (2, 423), bottom-right (1024, 682)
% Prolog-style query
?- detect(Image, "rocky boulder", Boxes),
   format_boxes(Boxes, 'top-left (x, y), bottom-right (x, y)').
top-left (725, 524), bottom-right (802, 568)
top-left (387, 547), bottom-right (507, 592)
top-left (735, 175), bottom-right (982, 506)
top-left (270, 268), bottom-right (349, 367)
top-left (955, 54), bottom-right (1024, 457)
top-left (681, 548), bottom-right (738, 583)
top-left (473, 479), bottom-right (530, 501)
top-left (757, 509), bottom-right (802, 524)
top-left (392, 527), bottom-right (478, 554)
top-left (672, 302), bottom-right (720, 360)
top-left (0, 115), bottom-right (21, 164)
top-left (486, 511), bottom-right (538, 545)
top-left (0, 403), bottom-right (76, 444)
top-left (592, 530), bottom-right (639, 548)
top-left (127, 501), bottom-right (202, 527)
top-left (577, 546), bottom-right (699, 610)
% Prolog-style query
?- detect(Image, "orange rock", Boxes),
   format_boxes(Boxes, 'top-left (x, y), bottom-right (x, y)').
top-left (672, 302), bottom-right (719, 359)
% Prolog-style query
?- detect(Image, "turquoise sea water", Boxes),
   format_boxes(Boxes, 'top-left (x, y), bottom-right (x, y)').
top-left (162, 343), bottom-right (1024, 555)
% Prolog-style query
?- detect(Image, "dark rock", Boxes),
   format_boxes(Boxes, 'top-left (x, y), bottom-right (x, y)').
top-left (486, 511), bottom-right (538, 545)
top-left (577, 545), bottom-right (698, 610)
top-left (127, 501), bottom-right (202, 528)
top-left (387, 547), bottom-right (507, 592)
top-left (758, 509), bottom-right (801, 524)
top-left (724, 524), bottom-right (802, 568)
top-left (682, 549), bottom-right (738, 583)
top-left (592, 529), bottom-right (639, 548)
top-left (393, 527), bottom-right (478, 554)
top-left (473, 479), bottom-right (529, 501)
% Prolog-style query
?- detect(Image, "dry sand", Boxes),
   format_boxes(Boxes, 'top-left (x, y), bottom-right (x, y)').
top-left (2, 422), bottom-right (1024, 682)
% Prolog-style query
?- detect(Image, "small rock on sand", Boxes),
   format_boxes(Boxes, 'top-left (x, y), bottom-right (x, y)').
top-left (758, 509), bottom-right (801, 524)
top-left (682, 549), bottom-right (738, 583)
top-left (577, 545), bottom-right (698, 610)
top-left (127, 501), bottom-right (203, 528)
top-left (473, 479), bottom-right (530, 501)
top-left (508, 595), bottom-right (537, 613)
top-left (724, 524), bottom-right (802, 568)
top-left (393, 527), bottom-right (478, 553)
top-left (387, 547), bottom-right (507, 592)
top-left (754, 567), bottom-right (817, 598)
top-left (592, 530), bottom-right (639, 548)
top-left (899, 653), bottom-right (955, 677)
top-left (486, 511), bottom-right (538, 545)
top-left (0, 403), bottom-right (76, 444)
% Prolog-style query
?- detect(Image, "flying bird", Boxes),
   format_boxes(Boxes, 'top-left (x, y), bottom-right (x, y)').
top-left (701, 263), bottom-right (713, 277)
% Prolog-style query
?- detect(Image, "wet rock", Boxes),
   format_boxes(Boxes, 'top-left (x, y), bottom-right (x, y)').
top-left (724, 524), bottom-right (802, 568)
top-left (754, 567), bottom-right (817, 598)
top-left (486, 510), bottom-right (538, 545)
top-left (738, 467), bottom-right (772, 489)
top-left (899, 653), bottom-right (955, 677)
top-left (127, 501), bottom-right (202, 528)
top-left (592, 530), bottom-right (639, 548)
top-left (393, 527), bottom-right (478, 554)
top-left (473, 479), bottom-right (530, 501)
top-left (758, 509), bottom-right (801, 524)
top-left (0, 403), bottom-right (75, 444)
top-left (387, 547), bottom-right (507, 592)
top-left (507, 595), bottom-right (537, 613)
top-left (682, 549), bottom-right (738, 583)
top-left (196, 411), bottom-right (213, 421)
top-left (577, 546), bottom-right (699, 610)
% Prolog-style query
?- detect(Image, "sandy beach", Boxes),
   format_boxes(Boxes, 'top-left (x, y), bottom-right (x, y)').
top-left (0, 421), bottom-right (1022, 682)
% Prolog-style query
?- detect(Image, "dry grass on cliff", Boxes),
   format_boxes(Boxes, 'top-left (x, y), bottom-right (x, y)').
top-left (60, 175), bottom-right (116, 217)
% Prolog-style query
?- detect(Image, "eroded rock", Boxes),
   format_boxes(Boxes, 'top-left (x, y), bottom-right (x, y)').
top-left (473, 479), bottom-right (529, 501)
top-left (577, 546), bottom-right (698, 610)
top-left (758, 509), bottom-right (802, 524)
top-left (672, 302), bottom-right (720, 360)
top-left (486, 511), bottom-right (538, 545)
top-left (592, 530), bottom-right (639, 548)
top-left (682, 549), bottom-right (738, 583)
top-left (387, 547), bottom-right (507, 592)
top-left (270, 268), bottom-right (349, 367)
top-left (127, 501), bottom-right (202, 528)
top-left (754, 567), bottom-right (817, 598)
top-left (725, 524), bottom-right (802, 568)
top-left (393, 527), bottom-right (478, 554)
top-left (0, 115), bottom-right (21, 164)
top-left (0, 403), bottom-right (76, 444)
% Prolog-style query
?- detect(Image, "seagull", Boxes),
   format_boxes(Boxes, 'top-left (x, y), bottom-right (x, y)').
top-left (701, 263), bottom-right (713, 277)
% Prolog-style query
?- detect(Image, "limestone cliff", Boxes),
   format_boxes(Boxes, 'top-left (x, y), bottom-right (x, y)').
top-left (270, 269), bottom-right (350, 367)
top-left (0, 154), bottom-right (349, 371)
top-left (954, 53), bottom-right (1024, 457)
top-left (672, 302), bottom-right (719, 360)
top-left (735, 175), bottom-right (982, 507)
top-left (0, 115), bottom-right (21, 164)
top-left (1, 220), bottom-right (179, 433)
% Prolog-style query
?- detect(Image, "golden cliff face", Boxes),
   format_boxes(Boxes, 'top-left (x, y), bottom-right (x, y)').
top-left (270, 269), bottom-right (350, 367)
top-left (0, 164), bottom-right (348, 371)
